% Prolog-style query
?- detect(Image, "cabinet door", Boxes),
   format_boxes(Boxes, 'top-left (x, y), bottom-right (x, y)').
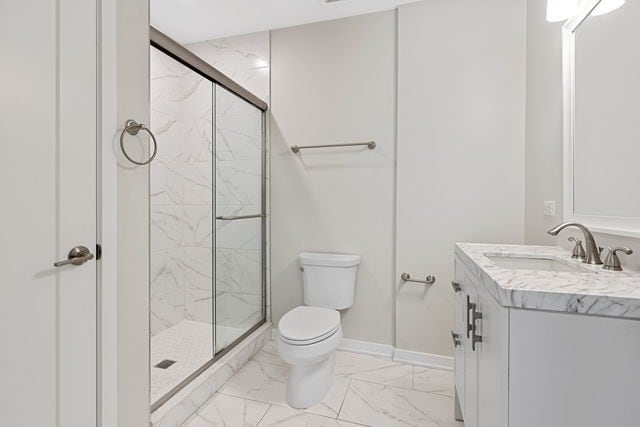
top-left (510, 309), bottom-right (640, 427)
top-left (462, 281), bottom-right (478, 427)
top-left (453, 258), bottom-right (467, 411)
top-left (475, 284), bottom-right (509, 427)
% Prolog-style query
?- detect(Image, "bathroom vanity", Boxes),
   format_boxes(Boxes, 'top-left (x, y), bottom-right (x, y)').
top-left (453, 243), bottom-right (640, 427)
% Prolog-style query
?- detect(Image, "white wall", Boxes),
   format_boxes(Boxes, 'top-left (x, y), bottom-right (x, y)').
top-left (524, 0), bottom-right (640, 271)
top-left (396, 0), bottom-right (527, 356)
top-left (270, 11), bottom-right (397, 345)
top-left (116, 0), bottom-right (150, 423)
top-left (524, 0), bottom-right (565, 247)
top-left (270, 3), bottom-right (528, 353)
top-left (267, 0), bottom-right (640, 353)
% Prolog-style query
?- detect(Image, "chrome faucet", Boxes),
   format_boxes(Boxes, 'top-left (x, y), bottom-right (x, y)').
top-left (602, 247), bottom-right (633, 271)
top-left (547, 222), bottom-right (603, 265)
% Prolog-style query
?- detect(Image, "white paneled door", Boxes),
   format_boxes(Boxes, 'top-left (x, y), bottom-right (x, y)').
top-left (0, 0), bottom-right (98, 426)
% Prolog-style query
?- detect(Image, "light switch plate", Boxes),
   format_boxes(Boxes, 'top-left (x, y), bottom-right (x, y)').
top-left (544, 201), bottom-right (556, 217)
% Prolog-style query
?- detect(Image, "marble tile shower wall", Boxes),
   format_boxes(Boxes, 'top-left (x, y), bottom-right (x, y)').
top-left (187, 32), bottom-right (270, 102)
top-left (150, 47), bottom-right (215, 335)
top-left (149, 31), bottom-right (271, 337)
top-left (188, 31), bottom-right (272, 334)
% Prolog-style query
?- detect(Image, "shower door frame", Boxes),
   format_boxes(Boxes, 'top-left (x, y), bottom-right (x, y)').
top-left (149, 26), bottom-right (268, 412)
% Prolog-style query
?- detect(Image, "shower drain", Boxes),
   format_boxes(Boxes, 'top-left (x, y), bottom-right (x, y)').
top-left (154, 359), bottom-right (176, 369)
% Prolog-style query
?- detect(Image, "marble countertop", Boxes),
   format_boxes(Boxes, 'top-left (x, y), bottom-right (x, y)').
top-left (455, 243), bottom-right (640, 319)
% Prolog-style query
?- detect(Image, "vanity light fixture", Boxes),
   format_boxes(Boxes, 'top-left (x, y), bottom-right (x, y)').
top-left (546, 0), bottom-right (625, 22)
top-left (546, 0), bottom-right (579, 22)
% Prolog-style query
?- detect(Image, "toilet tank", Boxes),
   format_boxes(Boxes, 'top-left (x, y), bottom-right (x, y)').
top-left (299, 252), bottom-right (361, 310)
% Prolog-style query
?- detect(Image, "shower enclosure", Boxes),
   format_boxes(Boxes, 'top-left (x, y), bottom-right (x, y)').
top-left (148, 29), bottom-right (267, 409)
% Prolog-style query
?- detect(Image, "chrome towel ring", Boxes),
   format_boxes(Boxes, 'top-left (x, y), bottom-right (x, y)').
top-left (120, 119), bottom-right (158, 166)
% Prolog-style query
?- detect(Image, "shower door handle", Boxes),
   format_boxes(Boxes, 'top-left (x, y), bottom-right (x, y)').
top-left (215, 214), bottom-right (265, 221)
top-left (54, 245), bottom-right (95, 267)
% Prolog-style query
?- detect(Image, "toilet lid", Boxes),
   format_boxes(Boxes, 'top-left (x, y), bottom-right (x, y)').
top-left (279, 306), bottom-right (340, 344)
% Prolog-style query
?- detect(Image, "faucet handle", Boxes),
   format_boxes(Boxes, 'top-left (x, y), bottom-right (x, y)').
top-left (568, 237), bottom-right (586, 259)
top-left (603, 247), bottom-right (633, 271)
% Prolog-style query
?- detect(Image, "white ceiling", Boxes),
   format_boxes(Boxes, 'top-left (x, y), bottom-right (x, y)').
top-left (151, 0), bottom-right (421, 43)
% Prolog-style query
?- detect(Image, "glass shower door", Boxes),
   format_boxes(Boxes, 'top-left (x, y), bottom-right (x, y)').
top-left (214, 85), bottom-right (265, 352)
top-left (149, 37), bottom-right (266, 410)
top-left (149, 46), bottom-right (215, 406)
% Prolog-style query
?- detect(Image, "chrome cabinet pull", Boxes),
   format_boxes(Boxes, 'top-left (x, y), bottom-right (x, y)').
top-left (451, 330), bottom-right (461, 348)
top-left (54, 246), bottom-right (95, 268)
top-left (466, 295), bottom-right (474, 339)
top-left (401, 273), bottom-right (436, 285)
top-left (451, 281), bottom-right (461, 292)
top-left (471, 305), bottom-right (482, 351)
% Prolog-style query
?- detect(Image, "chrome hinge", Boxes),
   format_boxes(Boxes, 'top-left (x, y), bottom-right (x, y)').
top-left (451, 330), bottom-right (461, 348)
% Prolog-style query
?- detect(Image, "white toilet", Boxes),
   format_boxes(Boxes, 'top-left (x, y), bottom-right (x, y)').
top-left (277, 252), bottom-right (360, 409)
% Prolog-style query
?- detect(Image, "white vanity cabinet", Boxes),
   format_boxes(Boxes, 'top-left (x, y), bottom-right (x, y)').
top-left (453, 252), bottom-right (640, 427)
top-left (454, 256), bottom-right (508, 427)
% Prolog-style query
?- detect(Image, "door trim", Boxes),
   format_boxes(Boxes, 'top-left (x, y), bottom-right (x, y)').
top-left (98, 0), bottom-right (151, 425)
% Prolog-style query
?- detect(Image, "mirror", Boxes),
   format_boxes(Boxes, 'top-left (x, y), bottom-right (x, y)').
top-left (564, 0), bottom-right (640, 236)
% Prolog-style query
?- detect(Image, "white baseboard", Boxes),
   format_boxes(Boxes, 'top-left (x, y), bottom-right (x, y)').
top-left (393, 348), bottom-right (453, 371)
top-left (271, 328), bottom-right (452, 370)
top-left (338, 338), bottom-right (394, 358)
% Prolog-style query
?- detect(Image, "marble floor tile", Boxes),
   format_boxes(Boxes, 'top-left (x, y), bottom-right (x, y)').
top-left (304, 376), bottom-right (350, 419)
top-left (413, 367), bottom-right (455, 397)
top-left (338, 379), bottom-right (463, 427)
top-left (335, 351), bottom-right (413, 389)
top-left (257, 406), bottom-right (361, 427)
top-left (219, 356), bottom-right (351, 419)
top-left (190, 346), bottom-right (463, 427)
top-left (184, 393), bottom-right (269, 427)
top-left (251, 340), bottom-right (286, 367)
top-left (219, 359), bottom-right (289, 406)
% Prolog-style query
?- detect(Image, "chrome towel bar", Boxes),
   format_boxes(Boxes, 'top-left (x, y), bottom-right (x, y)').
top-left (401, 272), bottom-right (436, 285)
top-left (291, 141), bottom-right (376, 153)
top-left (215, 214), bottom-right (265, 221)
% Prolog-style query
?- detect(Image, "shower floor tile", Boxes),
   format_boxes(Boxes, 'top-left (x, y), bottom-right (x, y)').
top-left (150, 320), bottom-right (245, 403)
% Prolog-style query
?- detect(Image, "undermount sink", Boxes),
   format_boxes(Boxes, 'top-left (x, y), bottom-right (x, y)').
top-left (487, 255), bottom-right (592, 273)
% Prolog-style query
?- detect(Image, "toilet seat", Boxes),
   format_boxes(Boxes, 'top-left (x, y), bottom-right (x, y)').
top-left (279, 306), bottom-right (340, 346)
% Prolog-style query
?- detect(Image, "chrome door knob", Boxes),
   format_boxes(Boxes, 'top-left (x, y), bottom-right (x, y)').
top-left (54, 246), bottom-right (95, 267)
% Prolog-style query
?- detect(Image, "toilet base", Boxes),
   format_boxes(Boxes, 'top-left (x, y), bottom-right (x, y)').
top-left (286, 352), bottom-right (336, 409)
